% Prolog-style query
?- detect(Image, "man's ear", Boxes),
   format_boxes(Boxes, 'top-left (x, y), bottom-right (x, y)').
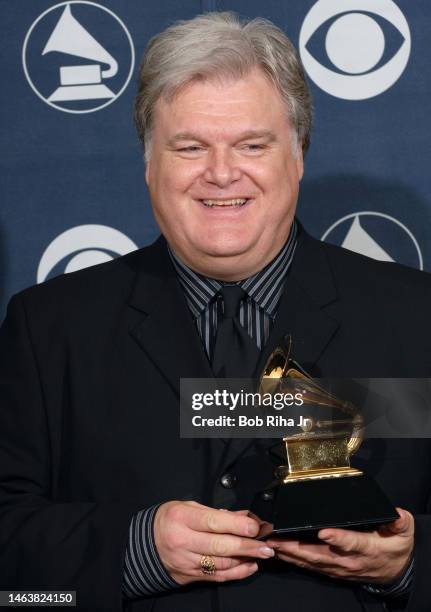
top-left (296, 146), bottom-right (304, 181)
top-left (145, 160), bottom-right (150, 186)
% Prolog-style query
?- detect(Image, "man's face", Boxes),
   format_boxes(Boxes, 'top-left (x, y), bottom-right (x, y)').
top-left (145, 69), bottom-right (304, 280)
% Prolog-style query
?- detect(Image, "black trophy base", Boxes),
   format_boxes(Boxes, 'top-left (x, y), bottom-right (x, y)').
top-left (252, 475), bottom-right (399, 540)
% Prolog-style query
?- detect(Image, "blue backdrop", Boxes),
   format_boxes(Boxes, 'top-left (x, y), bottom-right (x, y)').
top-left (1, 0), bottom-right (429, 319)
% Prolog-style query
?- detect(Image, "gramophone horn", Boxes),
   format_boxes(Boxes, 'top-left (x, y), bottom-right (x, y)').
top-left (42, 4), bottom-right (118, 78)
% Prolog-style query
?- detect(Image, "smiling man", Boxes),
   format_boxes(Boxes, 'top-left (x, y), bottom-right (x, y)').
top-left (145, 69), bottom-right (303, 281)
top-left (1, 11), bottom-right (431, 612)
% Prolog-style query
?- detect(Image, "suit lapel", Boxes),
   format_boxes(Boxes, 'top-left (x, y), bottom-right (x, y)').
top-left (258, 229), bottom-right (340, 375)
top-left (219, 229), bottom-right (341, 472)
top-left (128, 236), bottom-right (213, 397)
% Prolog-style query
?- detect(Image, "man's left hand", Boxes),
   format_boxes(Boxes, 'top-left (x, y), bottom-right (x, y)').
top-left (266, 507), bottom-right (414, 584)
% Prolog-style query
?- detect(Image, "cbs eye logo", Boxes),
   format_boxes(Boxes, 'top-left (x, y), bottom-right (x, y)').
top-left (37, 224), bottom-right (138, 283)
top-left (299, 0), bottom-right (411, 100)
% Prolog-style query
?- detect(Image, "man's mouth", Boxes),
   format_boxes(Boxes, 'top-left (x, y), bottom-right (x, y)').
top-left (201, 198), bottom-right (249, 208)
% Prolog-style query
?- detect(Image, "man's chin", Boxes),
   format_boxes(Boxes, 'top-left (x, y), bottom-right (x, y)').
top-left (190, 245), bottom-right (260, 280)
top-left (205, 247), bottom-right (247, 257)
top-left (199, 247), bottom-right (252, 264)
top-left (197, 237), bottom-right (256, 259)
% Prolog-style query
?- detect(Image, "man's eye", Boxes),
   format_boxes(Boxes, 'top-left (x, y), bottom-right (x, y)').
top-left (244, 144), bottom-right (265, 151)
top-left (178, 146), bottom-right (203, 152)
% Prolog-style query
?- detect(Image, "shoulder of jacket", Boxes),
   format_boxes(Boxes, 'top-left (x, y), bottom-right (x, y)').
top-left (312, 236), bottom-right (431, 298)
top-left (13, 244), bottom-right (154, 313)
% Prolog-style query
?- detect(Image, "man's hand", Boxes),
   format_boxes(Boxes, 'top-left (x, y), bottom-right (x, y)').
top-left (154, 501), bottom-right (275, 585)
top-left (266, 508), bottom-right (414, 584)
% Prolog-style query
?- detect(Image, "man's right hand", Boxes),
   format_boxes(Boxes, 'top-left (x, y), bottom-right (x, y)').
top-left (153, 501), bottom-right (275, 585)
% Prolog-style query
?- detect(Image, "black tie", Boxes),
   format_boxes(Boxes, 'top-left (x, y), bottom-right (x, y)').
top-left (211, 285), bottom-right (260, 378)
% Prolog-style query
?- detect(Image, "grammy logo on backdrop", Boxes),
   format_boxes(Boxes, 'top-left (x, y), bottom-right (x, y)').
top-left (42, 4), bottom-right (118, 102)
top-left (23, 1), bottom-right (135, 113)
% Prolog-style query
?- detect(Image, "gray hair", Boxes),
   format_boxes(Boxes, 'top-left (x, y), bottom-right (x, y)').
top-left (134, 11), bottom-right (313, 161)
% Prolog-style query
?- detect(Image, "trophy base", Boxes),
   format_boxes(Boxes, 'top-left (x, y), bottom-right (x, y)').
top-left (283, 466), bottom-right (362, 482)
top-left (253, 474), bottom-right (399, 540)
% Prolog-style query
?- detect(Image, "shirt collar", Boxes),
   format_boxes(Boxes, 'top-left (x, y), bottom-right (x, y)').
top-left (169, 219), bottom-right (298, 319)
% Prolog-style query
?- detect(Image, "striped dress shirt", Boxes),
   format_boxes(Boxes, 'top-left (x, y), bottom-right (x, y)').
top-left (122, 219), bottom-right (413, 601)
top-left (169, 219), bottom-right (298, 359)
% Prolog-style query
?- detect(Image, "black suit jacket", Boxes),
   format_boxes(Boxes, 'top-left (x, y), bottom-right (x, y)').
top-left (1, 228), bottom-right (431, 612)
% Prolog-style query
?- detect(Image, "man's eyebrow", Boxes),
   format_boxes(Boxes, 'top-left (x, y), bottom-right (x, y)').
top-left (166, 132), bottom-right (201, 146)
top-left (236, 129), bottom-right (276, 141)
top-left (166, 129), bottom-right (276, 146)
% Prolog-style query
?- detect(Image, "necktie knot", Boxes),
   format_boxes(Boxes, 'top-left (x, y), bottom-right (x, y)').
top-left (220, 285), bottom-right (246, 319)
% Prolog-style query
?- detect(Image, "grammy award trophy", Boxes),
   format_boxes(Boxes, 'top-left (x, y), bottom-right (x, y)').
top-left (253, 336), bottom-right (399, 539)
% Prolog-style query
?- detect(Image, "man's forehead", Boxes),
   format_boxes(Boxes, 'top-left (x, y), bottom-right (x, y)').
top-left (150, 70), bottom-right (291, 143)
top-left (167, 129), bottom-right (277, 144)
top-left (155, 97), bottom-right (289, 142)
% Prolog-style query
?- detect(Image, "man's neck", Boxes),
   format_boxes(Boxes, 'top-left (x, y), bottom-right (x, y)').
top-left (169, 221), bottom-right (298, 283)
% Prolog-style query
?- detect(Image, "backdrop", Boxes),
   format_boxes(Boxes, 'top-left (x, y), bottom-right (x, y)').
top-left (1, 0), bottom-right (429, 320)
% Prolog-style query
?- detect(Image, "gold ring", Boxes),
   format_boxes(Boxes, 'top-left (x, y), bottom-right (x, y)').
top-left (200, 555), bottom-right (216, 575)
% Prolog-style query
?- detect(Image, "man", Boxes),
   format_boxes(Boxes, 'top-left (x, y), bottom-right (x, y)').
top-left (0, 11), bottom-right (430, 612)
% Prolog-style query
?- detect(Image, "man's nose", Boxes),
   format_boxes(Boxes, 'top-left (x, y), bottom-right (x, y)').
top-left (202, 147), bottom-right (241, 187)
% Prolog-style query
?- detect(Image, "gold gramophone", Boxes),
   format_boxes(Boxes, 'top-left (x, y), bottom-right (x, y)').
top-left (254, 336), bottom-right (398, 538)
